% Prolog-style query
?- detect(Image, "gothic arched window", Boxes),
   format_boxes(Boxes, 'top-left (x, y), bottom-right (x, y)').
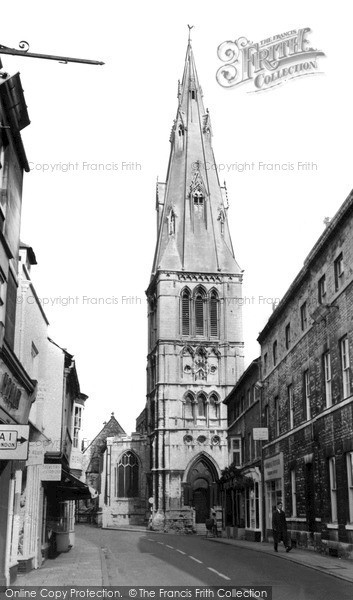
top-left (197, 394), bottom-right (207, 418)
top-left (209, 290), bottom-right (219, 338)
top-left (194, 288), bottom-right (206, 336)
top-left (115, 452), bottom-right (139, 498)
top-left (184, 393), bottom-right (194, 420)
top-left (181, 289), bottom-right (191, 335)
top-left (209, 394), bottom-right (220, 421)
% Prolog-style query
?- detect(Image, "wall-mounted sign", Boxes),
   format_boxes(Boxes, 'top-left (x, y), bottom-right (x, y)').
top-left (40, 464), bottom-right (62, 481)
top-left (26, 442), bottom-right (45, 466)
top-left (264, 453), bottom-right (283, 481)
top-left (0, 424), bottom-right (29, 460)
top-left (253, 428), bottom-right (269, 440)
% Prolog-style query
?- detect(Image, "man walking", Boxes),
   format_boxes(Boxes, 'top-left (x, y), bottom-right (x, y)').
top-left (272, 501), bottom-right (291, 552)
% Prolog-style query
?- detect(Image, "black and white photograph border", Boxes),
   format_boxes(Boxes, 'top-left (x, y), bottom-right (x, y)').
top-left (0, 1), bottom-right (353, 598)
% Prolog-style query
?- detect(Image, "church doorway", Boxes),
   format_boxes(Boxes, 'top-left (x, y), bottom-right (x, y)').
top-left (186, 455), bottom-right (218, 524)
top-left (193, 482), bottom-right (210, 523)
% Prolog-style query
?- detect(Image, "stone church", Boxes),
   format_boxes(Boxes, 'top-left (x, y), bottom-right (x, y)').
top-left (88, 40), bottom-right (244, 531)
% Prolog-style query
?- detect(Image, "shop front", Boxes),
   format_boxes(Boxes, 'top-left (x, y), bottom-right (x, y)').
top-left (0, 347), bottom-right (36, 585)
top-left (264, 452), bottom-right (284, 538)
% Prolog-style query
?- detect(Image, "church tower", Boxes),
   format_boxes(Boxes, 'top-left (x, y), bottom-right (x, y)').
top-left (146, 39), bottom-right (244, 530)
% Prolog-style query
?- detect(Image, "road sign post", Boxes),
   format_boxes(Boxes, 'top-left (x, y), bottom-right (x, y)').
top-left (0, 425), bottom-right (29, 460)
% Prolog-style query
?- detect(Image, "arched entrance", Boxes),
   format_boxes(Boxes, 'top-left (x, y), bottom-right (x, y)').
top-left (186, 455), bottom-right (219, 524)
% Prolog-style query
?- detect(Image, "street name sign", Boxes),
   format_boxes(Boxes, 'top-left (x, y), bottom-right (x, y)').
top-left (0, 424), bottom-right (29, 460)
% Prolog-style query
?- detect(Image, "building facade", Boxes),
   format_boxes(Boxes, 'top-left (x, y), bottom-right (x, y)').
top-left (12, 243), bottom-right (90, 574)
top-left (0, 71), bottom-right (36, 586)
top-left (221, 359), bottom-right (262, 541)
top-left (258, 190), bottom-right (353, 558)
top-left (145, 41), bottom-right (244, 531)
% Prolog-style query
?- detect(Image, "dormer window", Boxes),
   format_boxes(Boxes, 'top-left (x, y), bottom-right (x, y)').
top-left (193, 191), bottom-right (203, 206)
top-left (168, 209), bottom-right (176, 235)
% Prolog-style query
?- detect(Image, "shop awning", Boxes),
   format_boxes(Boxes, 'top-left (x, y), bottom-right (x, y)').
top-left (46, 468), bottom-right (92, 501)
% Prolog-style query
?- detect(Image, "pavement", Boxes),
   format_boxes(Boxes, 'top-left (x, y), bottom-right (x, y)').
top-left (15, 524), bottom-right (353, 586)
top-left (205, 535), bottom-right (353, 584)
top-left (15, 531), bottom-right (109, 586)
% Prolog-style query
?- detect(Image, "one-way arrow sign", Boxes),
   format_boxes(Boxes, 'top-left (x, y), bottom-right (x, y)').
top-left (0, 425), bottom-right (29, 460)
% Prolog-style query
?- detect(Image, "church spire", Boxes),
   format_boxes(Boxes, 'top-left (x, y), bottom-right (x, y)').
top-left (152, 38), bottom-right (241, 277)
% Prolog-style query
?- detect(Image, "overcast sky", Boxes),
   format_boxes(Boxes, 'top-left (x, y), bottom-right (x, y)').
top-left (2, 1), bottom-right (352, 441)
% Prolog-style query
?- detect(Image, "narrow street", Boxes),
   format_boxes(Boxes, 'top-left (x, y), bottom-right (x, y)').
top-left (16, 524), bottom-right (353, 600)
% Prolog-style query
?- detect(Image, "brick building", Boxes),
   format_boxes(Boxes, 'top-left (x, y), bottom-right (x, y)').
top-left (258, 189), bottom-right (353, 558)
top-left (221, 359), bottom-right (262, 541)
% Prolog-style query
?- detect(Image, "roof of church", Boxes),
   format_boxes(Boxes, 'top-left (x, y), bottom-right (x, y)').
top-left (84, 413), bottom-right (126, 473)
top-left (151, 41), bottom-right (241, 278)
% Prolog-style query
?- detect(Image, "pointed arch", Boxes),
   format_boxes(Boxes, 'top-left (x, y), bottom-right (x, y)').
top-left (193, 286), bottom-right (206, 336)
top-left (209, 392), bottom-right (221, 422)
top-left (196, 392), bottom-right (207, 418)
top-left (180, 287), bottom-right (191, 335)
top-left (180, 344), bottom-right (194, 357)
top-left (115, 450), bottom-right (140, 498)
top-left (183, 451), bottom-right (221, 483)
top-left (183, 391), bottom-right (195, 421)
top-left (209, 289), bottom-right (219, 338)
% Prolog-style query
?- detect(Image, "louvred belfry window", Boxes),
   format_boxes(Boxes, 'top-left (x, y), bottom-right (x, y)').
top-left (195, 292), bottom-right (205, 335)
top-left (181, 290), bottom-right (191, 335)
top-left (210, 291), bottom-right (219, 337)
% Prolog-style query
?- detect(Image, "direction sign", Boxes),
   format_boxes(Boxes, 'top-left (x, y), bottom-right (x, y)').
top-left (0, 425), bottom-right (29, 460)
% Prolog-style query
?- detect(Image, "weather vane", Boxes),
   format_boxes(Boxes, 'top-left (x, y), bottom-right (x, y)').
top-left (0, 40), bottom-right (104, 69)
top-left (187, 25), bottom-right (194, 42)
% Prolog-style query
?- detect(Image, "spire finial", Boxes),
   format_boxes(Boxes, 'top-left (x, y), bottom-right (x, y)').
top-left (187, 25), bottom-right (194, 43)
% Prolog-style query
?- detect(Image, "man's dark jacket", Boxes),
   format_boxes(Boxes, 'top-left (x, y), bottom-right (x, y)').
top-left (272, 509), bottom-right (287, 532)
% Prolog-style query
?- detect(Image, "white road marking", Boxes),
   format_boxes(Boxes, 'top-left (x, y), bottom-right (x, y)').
top-left (189, 556), bottom-right (203, 564)
top-left (176, 549), bottom-right (186, 555)
top-left (166, 544), bottom-right (174, 549)
top-left (157, 542), bottom-right (164, 545)
top-left (207, 567), bottom-right (231, 581)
